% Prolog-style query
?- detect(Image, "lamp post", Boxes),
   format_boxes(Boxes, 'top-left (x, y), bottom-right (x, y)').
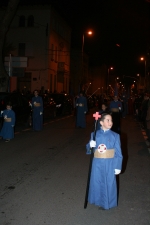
top-left (140, 57), bottom-right (146, 90)
top-left (81, 30), bottom-right (93, 91)
top-left (85, 82), bottom-right (91, 94)
top-left (107, 67), bottom-right (113, 94)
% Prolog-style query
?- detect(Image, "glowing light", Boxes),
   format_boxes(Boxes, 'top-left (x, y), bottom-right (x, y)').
top-left (87, 31), bottom-right (93, 35)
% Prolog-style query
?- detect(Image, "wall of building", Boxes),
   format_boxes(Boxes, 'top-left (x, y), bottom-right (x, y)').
top-left (1, 5), bottom-right (71, 94)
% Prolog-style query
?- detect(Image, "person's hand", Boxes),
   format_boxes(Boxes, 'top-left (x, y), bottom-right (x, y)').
top-left (84, 111), bottom-right (86, 114)
top-left (1, 111), bottom-right (3, 114)
top-left (40, 112), bottom-right (43, 115)
top-left (11, 125), bottom-right (14, 127)
top-left (90, 140), bottom-right (96, 148)
top-left (114, 169), bottom-right (121, 175)
top-left (119, 107), bottom-right (121, 110)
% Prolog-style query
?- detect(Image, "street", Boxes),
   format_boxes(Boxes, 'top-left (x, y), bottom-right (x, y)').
top-left (0, 111), bottom-right (150, 225)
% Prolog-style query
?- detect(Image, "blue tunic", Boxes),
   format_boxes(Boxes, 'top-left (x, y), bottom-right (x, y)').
top-left (32, 96), bottom-right (43, 131)
top-left (121, 95), bottom-right (128, 118)
top-left (0, 109), bottom-right (15, 139)
top-left (109, 100), bottom-right (122, 111)
top-left (109, 100), bottom-right (122, 133)
top-left (76, 96), bottom-right (88, 128)
top-left (86, 129), bottom-right (123, 209)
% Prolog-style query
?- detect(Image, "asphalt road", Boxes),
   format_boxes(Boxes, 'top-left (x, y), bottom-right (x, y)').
top-left (0, 111), bottom-right (150, 225)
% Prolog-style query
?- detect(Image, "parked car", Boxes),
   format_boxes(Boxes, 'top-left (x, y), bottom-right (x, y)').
top-left (0, 92), bottom-right (32, 127)
top-left (48, 93), bottom-right (73, 116)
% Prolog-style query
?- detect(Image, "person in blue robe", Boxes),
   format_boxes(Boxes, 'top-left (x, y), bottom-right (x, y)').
top-left (76, 91), bottom-right (88, 128)
top-left (120, 94), bottom-right (128, 118)
top-left (86, 113), bottom-right (123, 210)
top-left (0, 102), bottom-right (15, 142)
top-left (109, 96), bottom-right (122, 134)
top-left (31, 90), bottom-right (43, 131)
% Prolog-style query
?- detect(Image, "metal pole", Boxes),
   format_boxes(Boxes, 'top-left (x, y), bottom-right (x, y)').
top-left (144, 60), bottom-right (146, 91)
top-left (107, 68), bottom-right (109, 95)
top-left (80, 34), bottom-right (84, 92)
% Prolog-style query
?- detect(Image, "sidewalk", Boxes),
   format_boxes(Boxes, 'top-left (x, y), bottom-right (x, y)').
top-left (118, 115), bottom-right (150, 224)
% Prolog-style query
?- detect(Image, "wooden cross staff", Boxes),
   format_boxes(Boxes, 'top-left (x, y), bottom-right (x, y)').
top-left (84, 112), bottom-right (101, 209)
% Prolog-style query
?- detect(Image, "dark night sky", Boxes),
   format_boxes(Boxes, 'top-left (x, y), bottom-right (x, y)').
top-left (1, 0), bottom-right (150, 78)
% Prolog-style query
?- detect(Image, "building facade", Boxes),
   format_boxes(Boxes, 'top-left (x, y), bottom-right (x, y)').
top-left (1, 4), bottom-right (71, 93)
top-left (70, 49), bottom-right (89, 95)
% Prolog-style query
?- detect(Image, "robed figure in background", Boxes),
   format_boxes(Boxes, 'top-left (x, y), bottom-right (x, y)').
top-left (31, 90), bottom-right (43, 131)
top-left (76, 91), bottom-right (88, 128)
top-left (0, 102), bottom-right (15, 142)
top-left (109, 96), bottom-right (122, 134)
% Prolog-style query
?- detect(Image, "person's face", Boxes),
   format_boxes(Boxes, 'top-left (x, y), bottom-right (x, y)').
top-left (114, 96), bottom-right (118, 101)
top-left (102, 104), bottom-right (106, 111)
top-left (34, 91), bottom-right (38, 97)
top-left (6, 105), bottom-right (12, 110)
top-left (100, 115), bottom-right (113, 130)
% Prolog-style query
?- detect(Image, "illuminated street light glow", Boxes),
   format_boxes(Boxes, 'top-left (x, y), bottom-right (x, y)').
top-left (87, 30), bottom-right (93, 35)
top-left (140, 57), bottom-right (147, 89)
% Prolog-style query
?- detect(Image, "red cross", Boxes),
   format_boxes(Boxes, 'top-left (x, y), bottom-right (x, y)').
top-left (93, 112), bottom-right (101, 121)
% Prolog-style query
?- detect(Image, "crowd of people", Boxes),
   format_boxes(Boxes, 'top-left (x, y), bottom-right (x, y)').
top-left (0, 88), bottom-right (149, 211)
top-left (133, 93), bottom-right (150, 142)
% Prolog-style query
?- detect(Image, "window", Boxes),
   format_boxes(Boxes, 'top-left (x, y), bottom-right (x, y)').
top-left (18, 43), bottom-right (26, 56)
top-left (19, 16), bottom-right (25, 27)
top-left (27, 15), bottom-right (34, 27)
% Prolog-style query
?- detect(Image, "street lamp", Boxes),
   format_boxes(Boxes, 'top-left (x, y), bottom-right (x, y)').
top-left (82, 30), bottom-right (93, 53)
top-left (140, 57), bottom-right (146, 89)
top-left (81, 30), bottom-right (93, 91)
top-left (85, 82), bottom-right (91, 94)
top-left (107, 67), bottom-right (113, 93)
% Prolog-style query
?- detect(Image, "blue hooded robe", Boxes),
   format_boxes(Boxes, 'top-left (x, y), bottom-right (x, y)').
top-left (109, 100), bottom-right (122, 133)
top-left (86, 129), bottom-right (123, 209)
top-left (0, 109), bottom-right (15, 140)
top-left (76, 96), bottom-right (88, 128)
top-left (32, 96), bottom-right (43, 131)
